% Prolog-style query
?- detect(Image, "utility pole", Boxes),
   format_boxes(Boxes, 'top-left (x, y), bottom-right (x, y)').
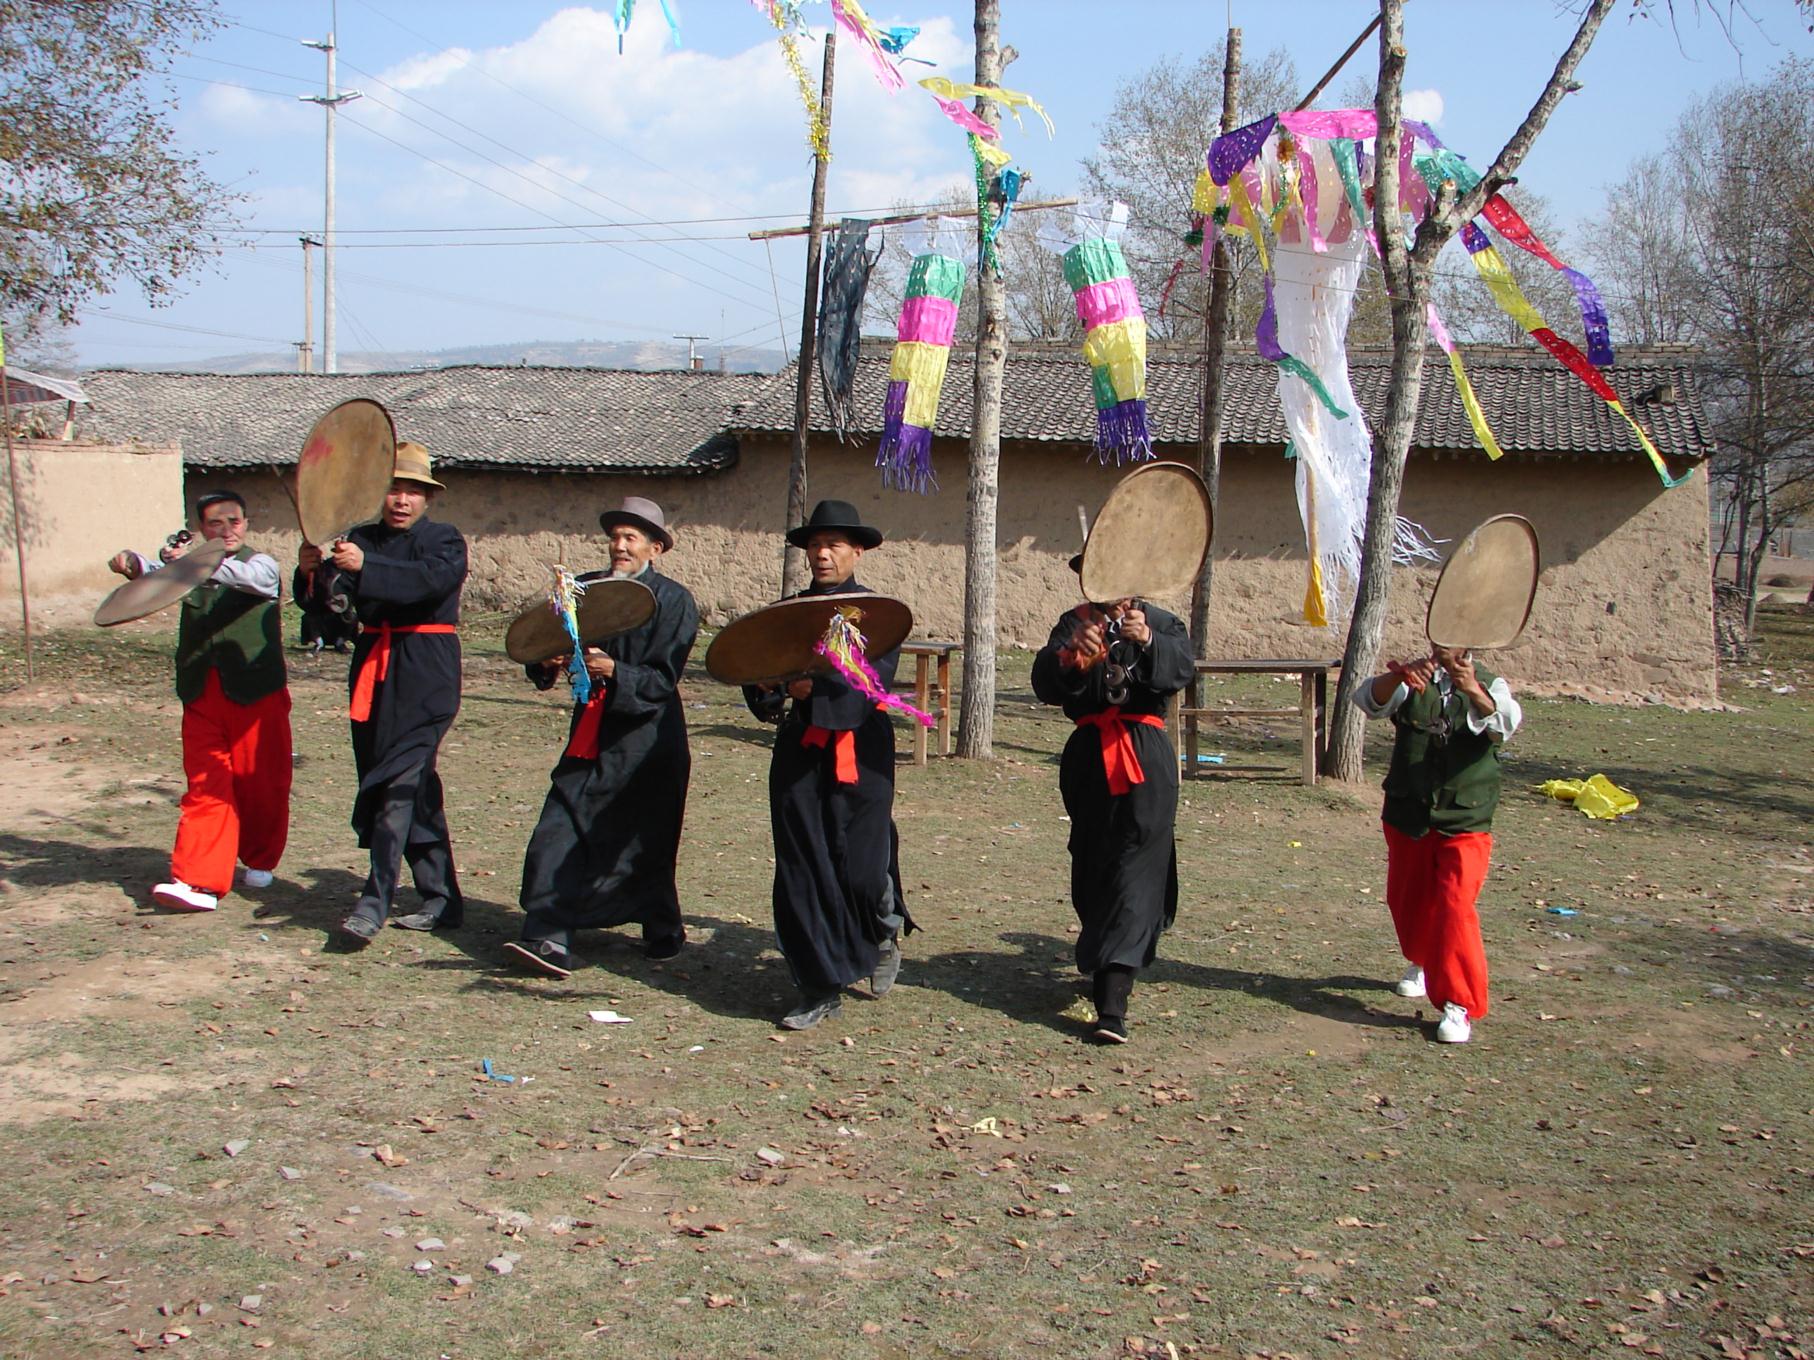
top-left (302, 2), bottom-right (360, 375)
top-left (297, 236), bottom-right (318, 373)
top-left (673, 333), bottom-right (709, 371)
top-left (780, 27), bottom-right (837, 595)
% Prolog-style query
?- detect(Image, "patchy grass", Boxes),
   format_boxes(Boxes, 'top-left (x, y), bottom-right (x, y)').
top-left (0, 608), bottom-right (1807, 1359)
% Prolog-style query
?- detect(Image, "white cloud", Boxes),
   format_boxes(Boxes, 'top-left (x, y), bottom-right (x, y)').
top-left (195, 81), bottom-right (314, 135)
top-left (1402, 88), bottom-right (1444, 126)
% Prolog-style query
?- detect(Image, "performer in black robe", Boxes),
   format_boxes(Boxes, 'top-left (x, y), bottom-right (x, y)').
top-left (298, 442), bottom-right (467, 944)
top-left (743, 500), bottom-right (912, 1030)
top-left (506, 498), bottom-right (698, 979)
top-left (1031, 584), bottom-right (1193, 1043)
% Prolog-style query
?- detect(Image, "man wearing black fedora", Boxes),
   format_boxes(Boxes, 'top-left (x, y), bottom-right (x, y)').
top-left (743, 499), bottom-right (913, 1030)
top-left (506, 497), bottom-right (700, 979)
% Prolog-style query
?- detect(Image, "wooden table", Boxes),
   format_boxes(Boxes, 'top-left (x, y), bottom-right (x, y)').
top-left (1178, 658), bottom-right (1342, 787)
top-left (900, 641), bottom-right (961, 765)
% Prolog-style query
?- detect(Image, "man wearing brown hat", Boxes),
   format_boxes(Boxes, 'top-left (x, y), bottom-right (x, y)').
top-left (742, 499), bottom-right (913, 1030)
top-left (297, 441), bottom-right (468, 944)
top-left (505, 497), bottom-right (699, 978)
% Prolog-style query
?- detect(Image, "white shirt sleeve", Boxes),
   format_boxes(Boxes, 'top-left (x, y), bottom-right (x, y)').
top-left (1464, 675), bottom-right (1522, 742)
top-left (132, 547), bottom-right (280, 600)
top-left (210, 551), bottom-right (280, 599)
top-left (1351, 675), bottom-right (1409, 719)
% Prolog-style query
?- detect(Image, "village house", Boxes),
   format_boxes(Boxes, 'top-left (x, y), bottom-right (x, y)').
top-left (66, 343), bottom-right (1716, 702)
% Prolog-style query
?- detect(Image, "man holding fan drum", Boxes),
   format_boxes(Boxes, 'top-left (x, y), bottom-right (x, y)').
top-left (1350, 515), bottom-right (1536, 1046)
top-left (298, 440), bottom-right (468, 945)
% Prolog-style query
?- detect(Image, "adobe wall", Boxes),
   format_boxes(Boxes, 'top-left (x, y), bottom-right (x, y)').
top-left (0, 441), bottom-right (185, 622)
top-left (186, 434), bottom-right (1716, 704)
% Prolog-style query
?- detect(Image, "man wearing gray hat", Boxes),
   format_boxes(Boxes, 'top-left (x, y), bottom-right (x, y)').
top-left (505, 497), bottom-right (700, 978)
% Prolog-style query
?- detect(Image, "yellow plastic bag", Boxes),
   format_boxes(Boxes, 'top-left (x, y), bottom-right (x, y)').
top-left (1538, 774), bottom-right (1639, 820)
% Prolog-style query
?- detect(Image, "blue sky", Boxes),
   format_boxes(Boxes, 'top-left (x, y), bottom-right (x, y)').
top-left (65, 0), bottom-right (1814, 368)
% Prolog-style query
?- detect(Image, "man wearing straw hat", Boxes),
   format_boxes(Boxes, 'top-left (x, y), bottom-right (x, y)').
top-left (742, 499), bottom-right (913, 1031)
top-left (298, 441), bottom-right (468, 945)
top-left (105, 489), bottom-right (293, 914)
top-left (504, 497), bottom-right (699, 979)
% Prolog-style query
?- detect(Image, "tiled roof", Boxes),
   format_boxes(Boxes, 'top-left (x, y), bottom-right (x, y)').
top-left (75, 366), bottom-right (778, 473)
top-left (735, 345), bottom-right (1714, 464)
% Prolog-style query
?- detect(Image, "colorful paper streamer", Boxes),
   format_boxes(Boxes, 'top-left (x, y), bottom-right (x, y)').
top-left (878, 247), bottom-right (965, 493)
top-left (1062, 225), bottom-right (1153, 465)
top-left (815, 606), bottom-right (936, 726)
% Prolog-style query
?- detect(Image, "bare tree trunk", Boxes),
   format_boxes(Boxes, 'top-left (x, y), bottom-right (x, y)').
top-left (1742, 468), bottom-right (1771, 634)
top-left (956, 0), bottom-right (1005, 759)
top-left (781, 31), bottom-right (837, 595)
top-left (1190, 29), bottom-right (1240, 676)
top-left (1323, 0), bottom-right (1611, 781)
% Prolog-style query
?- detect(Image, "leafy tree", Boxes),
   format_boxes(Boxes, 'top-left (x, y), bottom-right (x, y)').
top-left (0, 0), bottom-right (237, 339)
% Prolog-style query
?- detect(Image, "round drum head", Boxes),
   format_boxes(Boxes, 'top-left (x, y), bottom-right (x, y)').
top-left (297, 399), bottom-right (396, 545)
top-left (1426, 514), bottom-right (1540, 650)
top-left (706, 594), bottom-right (914, 686)
top-left (1078, 461), bottom-right (1213, 603)
top-left (94, 541), bottom-right (231, 627)
top-left (505, 577), bottom-right (658, 664)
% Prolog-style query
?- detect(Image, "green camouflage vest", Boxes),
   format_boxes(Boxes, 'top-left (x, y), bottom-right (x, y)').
top-left (174, 546), bottom-right (287, 705)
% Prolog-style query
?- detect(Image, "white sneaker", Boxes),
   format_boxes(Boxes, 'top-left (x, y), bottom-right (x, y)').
top-left (153, 880), bottom-right (218, 913)
top-left (1436, 1002), bottom-right (1472, 1044)
top-left (241, 867), bottom-right (274, 889)
top-left (1395, 965), bottom-right (1427, 998)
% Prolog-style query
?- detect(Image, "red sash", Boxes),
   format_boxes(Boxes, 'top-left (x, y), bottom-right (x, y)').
top-left (1075, 708), bottom-right (1166, 795)
top-left (349, 623), bottom-right (457, 721)
top-left (801, 725), bottom-right (858, 784)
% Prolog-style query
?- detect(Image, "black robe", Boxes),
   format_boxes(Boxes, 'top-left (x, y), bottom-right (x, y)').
top-left (1031, 602), bottom-right (1193, 973)
top-left (743, 577), bottom-right (911, 996)
top-left (319, 518), bottom-right (467, 843)
top-left (518, 566), bottom-right (698, 946)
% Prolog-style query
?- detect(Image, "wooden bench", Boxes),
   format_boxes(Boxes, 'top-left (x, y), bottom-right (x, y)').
top-left (1178, 658), bottom-right (1342, 787)
top-left (899, 640), bottom-right (961, 765)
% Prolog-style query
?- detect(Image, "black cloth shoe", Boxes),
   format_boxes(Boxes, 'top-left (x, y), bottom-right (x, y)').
top-left (780, 993), bottom-right (842, 1031)
top-left (643, 928), bottom-right (686, 961)
top-left (1091, 1016), bottom-right (1129, 1044)
top-left (336, 914), bottom-right (381, 946)
top-left (392, 898), bottom-right (462, 931)
top-left (1091, 967), bottom-right (1135, 1043)
top-left (870, 935), bottom-right (902, 997)
top-left (503, 939), bottom-right (576, 979)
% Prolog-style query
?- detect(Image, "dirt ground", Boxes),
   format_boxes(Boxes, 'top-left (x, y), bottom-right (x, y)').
top-left (0, 609), bottom-right (1807, 1359)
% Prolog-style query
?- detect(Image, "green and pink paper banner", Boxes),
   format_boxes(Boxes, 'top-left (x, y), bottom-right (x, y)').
top-left (878, 221), bottom-right (966, 493)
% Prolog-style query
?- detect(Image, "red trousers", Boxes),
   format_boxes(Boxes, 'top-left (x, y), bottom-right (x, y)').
top-left (171, 671), bottom-right (293, 896)
top-left (1383, 822), bottom-right (1492, 1020)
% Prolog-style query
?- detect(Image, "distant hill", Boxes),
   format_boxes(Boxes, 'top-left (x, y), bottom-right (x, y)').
top-left (103, 338), bottom-right (787, 376)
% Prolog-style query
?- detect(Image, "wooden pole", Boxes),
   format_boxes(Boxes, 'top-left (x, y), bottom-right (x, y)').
top-left (781, 28), bottom-right (838, 596)
top-left (956, 0), bottom-right (1006, 759)
top-left (1190, 28), bottom-right (1241, 680)
top-left (0, 355), bottom-right (33, 681)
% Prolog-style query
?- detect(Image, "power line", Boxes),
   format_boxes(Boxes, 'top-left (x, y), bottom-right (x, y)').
top-left (336, 54), bottom-right (789, 297)
top-left (342, 82), bottom-right (784, 304)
